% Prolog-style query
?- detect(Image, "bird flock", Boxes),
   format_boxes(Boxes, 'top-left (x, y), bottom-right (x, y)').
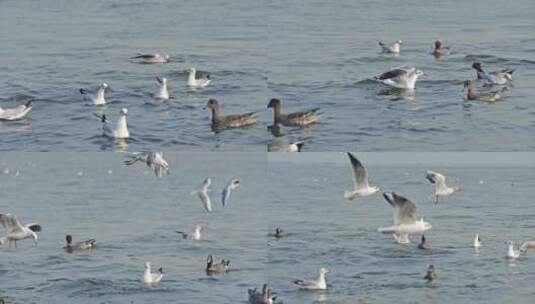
top-left (0, 41), bottom-right (517, 151)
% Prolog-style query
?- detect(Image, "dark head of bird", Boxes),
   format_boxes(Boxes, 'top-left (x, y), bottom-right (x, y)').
top-left (66, 235), bottom-right (73, 244)
top-left (434, 40), bottom-right (442, 49)
top-left (205, 98), bottom-right (219, 110)
top-left (267, 98), bottom-right (281, 109)
top-left (472, 62), bottom-right (483, 72)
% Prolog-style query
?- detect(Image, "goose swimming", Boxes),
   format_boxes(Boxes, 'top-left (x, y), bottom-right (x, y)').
top-left (222, 178), bottom-right (240, 207)
top-left (80, 83), bottom-right (109, 105)
top-left (293, 268), bottom-right (329, 290)
top-left (0, 101), bottom-right (32, 121)
top-left (378, 192), bottom-right (432, 244)
top-left (379, 40), bottom-right (402, 54)
top-left (176, 224), bottom-right (203, 240)
top-left (344, 152), bottom-right (379, 200)
top-left (186, 68), bottom-right (211, 88)
top-left (131, 53), bottom-right (170, 63)
top-left (463, 80), bottom-right (502, 102)
top-left (63, 235), bottom-right (95, 252)
top-left (472, 62), bottom-right (514, 85)
top-left (0, 213), bottom-right (41, 248)
top-left (193, 178), bottom-right (212, 212)
top-left (206, 254), bottom-right (230, 275)
top-left (374, 67), bottom-right (424, 90)
top-left (154, 77), bottom-right (169, 100)
top-left (143, 261), bottom-right (163, 284)
top-left (432, 40), bottom-right (450, 57)
top-left (267, 98), bottom-right (320, 127)
top-left (124, 152), bottom-right (169, 177)
top-left (426, 170), bottom-right (459, 204)
top-left (96, 108), bottom-right (130, 139)
top-left (205, 99), bottom-right (258, 129)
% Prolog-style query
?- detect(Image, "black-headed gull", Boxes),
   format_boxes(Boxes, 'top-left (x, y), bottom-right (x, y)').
top-left (0, 213), bottom-right (41, 248)
top-left (378, 192), bottom-right (432, 244)
top-left (248, 284), bottom-right (278, 304)
top-left (432, 40), bottom-right (450, 57)
top-left (505, 241), bottom-right (520, 259)
top-left (176, 224), bottom-right (203, 240)
top-left (124, 152), bottom-right (169, 177)
top-left (96, 108), bottom-right (130, 139)
top-left (154, 77), bottom-right (170, 100)
top-left (193, 178), bottom-right (212, 212)
top-left (344, 152), bottom-right (379, 200)
top-left (379, 40), bottom-right (402, 54)
top-left (80, 83), bottom-right (109, 105)
top-left (63, 235), bottom-right (95, 252)
top-left (143, 261), bottom-right (163, 284)
top-left (131, 53), bottom-right (170, 63)
top-left (293, 268), bottom-right (329, 290)
top-left (472, 62), bottom-right (514, 85)
top-left (424, 265), bottom-right (436, 282)
top-left (186, 68), bottom-right (211, 88)
top-left (206, 254), bottom-right (230, 275)
top-left (426, 170), bottom-right (459, 204)
top-left (374, 67), bottom-right (424, 90)
top-left (0, 101), bottom-right (32, 121)
top-left (222, 178), bottom-right (240, 207)
top-left (474, 234), bottom-right (482, 249)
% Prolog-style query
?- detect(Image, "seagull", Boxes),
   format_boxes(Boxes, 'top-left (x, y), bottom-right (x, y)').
top-left (267, 141), bottom-right (304, 152)
top-left (80, 83), bottom-right (109, 105)
top-left (267, 98), bottom-right (320, 127)
top-left (378, 192), bottom-right (432, 244)
top-left (63, 235), bottom-right (96, 252)
top-left (344, 153), bottom-right (379, 200)
top-left (192, 178), bottom-right (212, 212)
top-left (293, 268), bottom-right (329, 290)
top-left (176, 224), bottom-right (204, 240)
top-left (424, 265), bottom-right (437, 282)
top-left (474, 234), bottom-right (482, 249)
top-left (472, 62), bottom-right (514, 85)
top-left (154, 77), bottom-right (169, 100)
top-left (124, 152), bottom-right (169, 177)
top-left (186, 68), bottom-right (211, 88)
top-left (0, 101), bottom-right (32, 121)
top-left (374, 67), bottom-right (424, 90)
top-left (248, 284), bottom-right (278, 304)
top-left (426, 170), bottom-right (459, 204)
top-left (379, 40), bottom-right (402, 54)
top-left (463, 80), bottom-right (502, 102)
top-left (431, 40), bottom-right (450, 57)
top-left (418, 235), bottom-right (430, 250)
top-left (505, 241), bottom-right (520, 259)
top-left (95, 108), bottom-right (130, 139)
top-left (0, 213), bottom-right (41, 248)
top-left (205, 99), bottom-right (258, 129)
top-left (206, 254), bottom-right (230, 275)
top-left (271, 227), bottom-right (284, 238)
top-left (520, 240), bottom-right (535, 253)
top-left (131, 53), bottom-right (170, 63)
top-left (222, 179), bottom-right (240, 207)
top-left (143, 261), bottom-right (163, 284)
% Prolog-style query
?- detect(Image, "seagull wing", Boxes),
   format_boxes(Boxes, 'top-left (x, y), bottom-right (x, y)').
top-left (383, 192), bottom-right (417, 225)
top-left (347, 152), bottom-right (369, 190)
top-left (0, 214), bottom-right (25, 233)
top-left (376, 69), bottom-right (407, 80)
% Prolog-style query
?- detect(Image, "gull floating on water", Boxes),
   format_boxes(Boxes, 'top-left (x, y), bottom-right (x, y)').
top-left (206, 254), bottom-right (230, 275)
top-left (293, 268), bottom-right (329, 290)
top-left (379, 40), bottom-right (402, 54)
top-left (426, 170), bottom-right (459, 204)
top-left (374, 67), bottom-right (424, 90)
top-left (0, 213), bottom-right (41, 248)
top-left (248, 284), bottom-right (278, 304)
top-left (267, 140), bottom-right (304, 152)
top-left (205, 99), bottom-right (258, 130)
top-left (344, 152), bottom-right (379, 200)
top-left (176, 224), bottom-right (204, 240)
top-left (186, 68), bottom-right (211, 88)
top-left (96, 108), bottom-right (130, 139)
top-left (131, 53), bottom-right (170, 63)
top-left (474, 234), bottom-right (482, 249)
top-left (192, 178), bottom-right (212, 212)
top-left (378, 192), bottom-right (432, 244)
top-left (520, 240), bottom-right (535, 253)
top-left (472, 62), bottom-right (514, 85)
top-left (154, 77), bottom-right (170, 100)
top-left (143, 261), bottom-right (163, 284)
top-left (463, 80), bottom-right (502, 102)
top-left (505, 241), bottom-right (520, 259)
top-left (63, 235), bottom-right (96, 252)
top-left (267, 98), bottom-right (320, 127)
top-left (80, 83), bottom-right (109, 105)
top-left (222, 178), bottom-right (240, 207)
top-left (124, 152), bottom-right (169, 177)
top-left (268, 227), bottom-right (284, 239)
top-left (432, 40), bottom-right (451, 57)
top-left (424, 265), bottom-right (437, 282)
top-left (0, 101), bottom-right (32, 121)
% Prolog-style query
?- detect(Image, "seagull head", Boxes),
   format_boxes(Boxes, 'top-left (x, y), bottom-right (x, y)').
top-left (164, 54), bottom-right (170, 61)
top-left (186, 67), bottom-right (195, 74)
top-left (203, 177), bottom-right (211, 186)
top-left (230, 179), bottom-right (240, 189)
top-left (415, 70), bottom-right (425, 77)
top-left (65, 235), bottom-right (73, 244)
top-left (101, 83), bottom-right (109, 88)
top-left (319, 268), bottom-right (330, 275)
top-left (434, 40), bottom-right (442, 49)
top-left (267, 98), bottom-right (281, 109)
top-left (145, 261), bottom-right (151, 269)
top-left (472, 62), bottom-right (482, 71)
top-left (120, 108), bottom-right (128, 116)
top-left (396, 40), bottom-right (403, 45)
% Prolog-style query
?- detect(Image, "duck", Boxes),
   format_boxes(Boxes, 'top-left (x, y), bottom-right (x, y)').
top-left (206, 254), bottom-right (230, 275)
top-left (432, 40), bottom-right (450, 57)
top-left (143, 261), bottom-right (163, 284)
top-left (472, 62), bottom-right (514, 85)
top-left (267, 98), bottom-right (320, 127)
top-left (424, 265), bottom-right (436, 282)
top-left (418, 235), bottom-right (430, 250)
top-left (248, 284), bottom-right (277, 304)
top-left (205, 99), bottom-right (258, 129)
top-left (80, 83), bottom-right (109, 105)
top-left (0, 100), bottom-right (32, 121)
top-left (186, 68), bottom-right (211, 88)
top-left (293, 268), bottom-right (329, 290)
top-left (463, 80), bottom-right (502, 102)
top-left (63, 235), bottom-right (96, 252)
top-left (0, 213), bottom-right (41, 248)
top-left (379, 40), bottom-right (402, 54)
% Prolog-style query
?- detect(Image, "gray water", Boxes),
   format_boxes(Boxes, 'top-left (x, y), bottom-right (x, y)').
top-left (1, 0), bottom-right (535, 151)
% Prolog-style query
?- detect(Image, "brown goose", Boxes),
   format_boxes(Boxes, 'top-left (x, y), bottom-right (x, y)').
top-left (205, 99), bottom-right (257, 129)
top-left (267, 98), bottom-right (320, 127)
top-left (463, 80), bottom-right (502, 102)
top-left (432, 40), bottom-right (450, 57)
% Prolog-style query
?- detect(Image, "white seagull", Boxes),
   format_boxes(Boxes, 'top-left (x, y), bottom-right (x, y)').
top-left (143, 261), bottom-right (163, 284)
top-left (154, 77), bottom-right (169, 100)
top-left (96, 108), bottom-right (130, 139)
top-left (80, 83), bottom-right (109, 105)
top-left (0, 213), bottom-right (41, 248)
top-left (520, 241), bottom-right (535, 253)
top-left (193, 178), bottom-right (212, 212)
top-left (293, 268), bottom-right (329, 290)
top-left (176, 224), bottom-right (204, 240)
top-left (374, 67), bottom-right (424, 89)
top-left (124, 152), bottom-right (169, 177)
top-left (131, 53), bottom-right (170, 63)
top-left (0, 101), bottom-right (32, 121)
top-left (378, 192), bottom-right (432, 244)
top-left (472, 62), bottom-right (514, 85)
top-left (426, 170), bottom-right (459, 204)
top-left (186, 68), bottom-right (211, 88)
top-left (379, 40), bottom-right (402, 54)
top-left (505, 241), bottom-right (520, 259)
top-left (222, 178), bottom-right (240, 207)
top-left (474, 234), bottom-right (482, 249)
top-left (344, 152), bottom-right (379, 200)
